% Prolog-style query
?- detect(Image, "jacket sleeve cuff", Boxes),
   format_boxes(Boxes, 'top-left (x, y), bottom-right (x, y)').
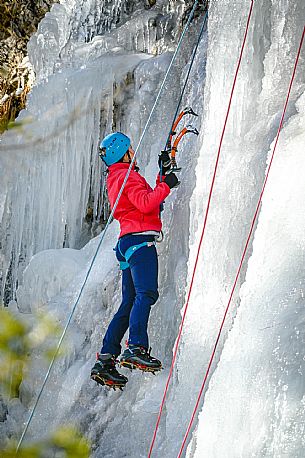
top-left (156, 174), bottom-right (167, 185)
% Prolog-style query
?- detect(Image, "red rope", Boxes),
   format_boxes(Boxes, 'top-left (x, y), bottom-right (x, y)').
top-left (147, 2), bottom-right (254, 457)
top-left (177, 24), bottom-right (305, 458)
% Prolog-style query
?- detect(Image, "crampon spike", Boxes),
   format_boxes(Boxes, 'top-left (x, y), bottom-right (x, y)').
top-left (91, 374), bottom-right (126, 390)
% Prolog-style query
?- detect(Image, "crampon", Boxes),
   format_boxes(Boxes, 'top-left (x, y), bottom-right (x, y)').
top-left (91, 353), bottom-right (128, 390)
top-left (91, 373), bottom-right (126, 391)
top-left (120, 345), bottom-right (162, 375)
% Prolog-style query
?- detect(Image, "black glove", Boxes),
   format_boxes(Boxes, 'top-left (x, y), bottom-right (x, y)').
top-left (163, 172), bottom-right (179, 189)
top-left (158, 150), bottom-right (171, 173)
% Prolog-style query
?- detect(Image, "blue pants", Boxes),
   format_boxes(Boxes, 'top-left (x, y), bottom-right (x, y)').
top-left (101, 234), bottom-right (159, 357)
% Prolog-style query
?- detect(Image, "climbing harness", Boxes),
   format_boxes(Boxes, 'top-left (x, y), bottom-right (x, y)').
top-left (16, 0), bottom-right (202, 451)
top-left (117, 241), bottom-right (156, 270)
top-left (176, 23), bottom-right (305, 458)
top-left (148, 1), bottom-right (254, 456)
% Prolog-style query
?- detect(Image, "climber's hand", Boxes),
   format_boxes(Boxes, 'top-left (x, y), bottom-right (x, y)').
top-left (158, 150), bottom-right (171, 173)
top-left (164, 172), bottom-right (180, 189)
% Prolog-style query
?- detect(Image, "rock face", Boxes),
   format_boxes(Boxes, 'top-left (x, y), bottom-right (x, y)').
top-left (0, 0), bottom-right (58, 132)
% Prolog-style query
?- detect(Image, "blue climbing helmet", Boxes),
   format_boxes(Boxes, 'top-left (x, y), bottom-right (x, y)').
top-left (99, 132), bottom-right (131, 166)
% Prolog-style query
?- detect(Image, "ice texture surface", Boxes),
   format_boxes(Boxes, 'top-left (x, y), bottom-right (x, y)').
top-left (191, 93), bottom-right (305, 458)
top-left (0, 0), bottom-right (305, 457)
top-left (0, 0), bottom-right (186, 303)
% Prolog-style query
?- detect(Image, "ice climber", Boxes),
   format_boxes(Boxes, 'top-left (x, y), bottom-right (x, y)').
top-left (91, 132), bottom-right (179, 389)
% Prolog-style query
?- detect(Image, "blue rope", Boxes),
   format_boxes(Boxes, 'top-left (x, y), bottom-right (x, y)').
top-left (17, 0), bottom-right (201, 451)
top-left (160, 7), bottom-right (208, 188)
top-left (165, 9), bottom-right (208, 151)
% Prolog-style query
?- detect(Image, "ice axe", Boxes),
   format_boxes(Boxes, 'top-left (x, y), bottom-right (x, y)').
top-left (166, 106), bottom-right (198, 150)
top-left (166, 124), bottom-right (199, 173)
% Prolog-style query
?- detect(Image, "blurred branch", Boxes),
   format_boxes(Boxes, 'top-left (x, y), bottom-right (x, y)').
top-left (0, 102), bottom-right (95, 152)
top-left (0, 308), bottom-right (90, 457)
top-left (1, 426), bottom-right (90, 457)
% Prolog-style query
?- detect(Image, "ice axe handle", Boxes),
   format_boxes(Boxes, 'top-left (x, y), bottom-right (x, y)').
top-left (165, 167), bottom-right (182, 175)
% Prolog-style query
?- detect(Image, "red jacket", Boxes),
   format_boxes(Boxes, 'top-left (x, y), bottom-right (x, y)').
top-left (107, 163), bottom-right (171, 237)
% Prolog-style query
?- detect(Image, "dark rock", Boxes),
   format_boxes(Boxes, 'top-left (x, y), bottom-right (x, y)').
top-left (0, 0), bottom-right (59, 132)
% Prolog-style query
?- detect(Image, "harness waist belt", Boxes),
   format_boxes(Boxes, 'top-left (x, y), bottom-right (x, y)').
top-left (119, 241), bottom-right (156, 270)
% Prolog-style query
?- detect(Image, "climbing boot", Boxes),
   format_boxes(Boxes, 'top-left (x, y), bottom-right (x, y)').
top-left (120, 345), bottom-right (162, 374)
top-left (91, 353), bottom-right (128, 390)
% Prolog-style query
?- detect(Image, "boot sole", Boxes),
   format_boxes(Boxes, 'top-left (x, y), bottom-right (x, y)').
top-left (120, 360), bottom-right (162, 374)
top-left (91, 374), bottom-right (127, 391)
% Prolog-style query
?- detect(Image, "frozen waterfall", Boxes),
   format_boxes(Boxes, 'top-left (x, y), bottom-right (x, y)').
top-left (1, 1), bottom-right (305, 457)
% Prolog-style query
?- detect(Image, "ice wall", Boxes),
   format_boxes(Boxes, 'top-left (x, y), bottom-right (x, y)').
top-left (27, 0), bottom-right (187, 82)
top-left (191, 92), bottom-right (305, 458)
top-left (1, 0), bottom-right (305, 457)
top-left (183, 1), bottom-right (305, 457)
top-left (0, 0), bottom-right (204, 453)
top-left (0, 0), bottom-right (190, 304)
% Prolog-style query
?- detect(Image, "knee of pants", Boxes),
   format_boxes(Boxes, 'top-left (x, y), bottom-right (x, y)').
top-left (113, 307), bottom-right (132, 321)
top-left (144, 289), bottom-right (159, 306)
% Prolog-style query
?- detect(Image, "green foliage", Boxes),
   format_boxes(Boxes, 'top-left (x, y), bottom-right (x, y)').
top-left (0, 308), bottom-right (90, 457)
top-left (49, 427), bottom-right (90, 457)
top-left (0, 308), bottom-right (62, 398)
top-left (0, 444), bottom-right (41, 458)
top-left (7, 117), bottom-right (33, 133)
top-left (1, 426), bottom-right (90, 457)
top-left (0, 308), bottom-right (28, 398)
